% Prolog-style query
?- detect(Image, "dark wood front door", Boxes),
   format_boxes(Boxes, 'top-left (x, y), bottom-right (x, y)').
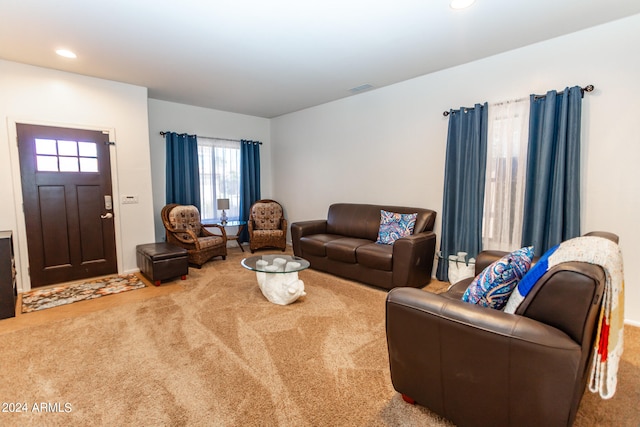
top-left (17, 124), bottom-right (117, 288)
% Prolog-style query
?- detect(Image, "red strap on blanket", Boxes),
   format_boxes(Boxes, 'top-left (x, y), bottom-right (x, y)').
top-left (597, 318), bottom-right (610, 362)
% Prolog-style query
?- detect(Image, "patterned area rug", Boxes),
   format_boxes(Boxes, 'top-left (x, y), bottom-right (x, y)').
top-left (21, 274), bottom-right (145, 313)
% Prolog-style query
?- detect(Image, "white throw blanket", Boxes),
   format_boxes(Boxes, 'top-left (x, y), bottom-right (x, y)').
top-left (505, 236), bottom-right (624, 399)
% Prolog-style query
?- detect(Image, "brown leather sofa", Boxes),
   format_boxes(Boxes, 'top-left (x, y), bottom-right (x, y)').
top-left (291, 203), bottom-right (437, 290)
top-left (385, 232), bottom-right (617, 427)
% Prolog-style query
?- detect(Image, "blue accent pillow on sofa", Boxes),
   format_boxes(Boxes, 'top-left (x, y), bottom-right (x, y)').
top-left (461, 246), bottom-right (534, 310)
top-left (375, 210), bottom-right (417, 245)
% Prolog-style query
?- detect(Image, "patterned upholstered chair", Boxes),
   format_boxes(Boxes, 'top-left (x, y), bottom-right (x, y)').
top-left (248, 199), bottom-right (287, 253)
top-left (161, 204), bottom-right (227, 267)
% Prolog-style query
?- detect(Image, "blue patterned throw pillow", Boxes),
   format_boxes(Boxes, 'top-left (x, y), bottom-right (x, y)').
top-left (461, 246), bottom-right (534, 310)
top-left (375, 210), bottom-right (418, 245)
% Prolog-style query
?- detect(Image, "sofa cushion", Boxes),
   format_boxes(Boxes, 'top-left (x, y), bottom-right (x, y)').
top-left (326, 238), bottom-right (372, 263)
top-left (461, 246), bottom-right (534, 310)
top-left (198, 235), bottom-right (225, 249)
top-left (251, 229), bottom-right (284, 239)
top-left (326, 204), bottom-right (382, 240)
top-left (375, 210), bottom-right (417, 245)
top-left (357, 243), bottom-right (393, 271)
top-left (300, 234), bottom-right (343, 257)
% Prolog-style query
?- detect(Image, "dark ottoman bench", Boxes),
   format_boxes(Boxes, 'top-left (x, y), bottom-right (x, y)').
top-left (136, 242), bottom-right (188, 286)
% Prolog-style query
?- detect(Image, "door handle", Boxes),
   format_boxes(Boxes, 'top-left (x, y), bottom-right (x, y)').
top-left (101, 213), bottom-right (113, 219)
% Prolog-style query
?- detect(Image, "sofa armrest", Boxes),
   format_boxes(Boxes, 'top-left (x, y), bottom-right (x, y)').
top-left (386, 287), bottom-right (581, 427)
top-left (391, 231), bottom-right (437, 287)
top-left (291, 220), bottom-right (327, 256)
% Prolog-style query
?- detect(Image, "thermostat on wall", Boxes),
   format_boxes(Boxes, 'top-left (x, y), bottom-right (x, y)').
top-left (121, 195), bottom-right (138, 204)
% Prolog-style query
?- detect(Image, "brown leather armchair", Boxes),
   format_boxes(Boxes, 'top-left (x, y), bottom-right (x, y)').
top-left (386, 232), bottom-right (618, 427)
top-left (161, 204), bottom-right (227, 267)
top-left (248, 199), bottom-right (287, 253)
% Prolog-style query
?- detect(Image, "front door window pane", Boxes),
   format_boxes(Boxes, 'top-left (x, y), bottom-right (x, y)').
top-left (36, 155), bottom-right (58, 171)
top-left (57, 140), bottom-right (78, 156)
top-left (79, 157), bottom-right (98, 172)
top-left (78, 141), bottom-right (97, 157)
top-left (35, 139), bottom-right (57, 155)
top-left (59, 156), bottom-right (79, 172)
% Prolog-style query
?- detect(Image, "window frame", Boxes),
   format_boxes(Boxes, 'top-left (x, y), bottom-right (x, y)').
top-left (197, 137), bottom-right (241, 223)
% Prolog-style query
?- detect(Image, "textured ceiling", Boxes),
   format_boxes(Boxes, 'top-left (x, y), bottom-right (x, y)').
top-left (1, 1), bottom-right (639, 118)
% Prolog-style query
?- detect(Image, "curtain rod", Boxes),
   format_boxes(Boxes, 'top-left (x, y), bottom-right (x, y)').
top-left (442, 84), bottom-right (595, 117)
top-left (159, 131), bottom-right (262, 145)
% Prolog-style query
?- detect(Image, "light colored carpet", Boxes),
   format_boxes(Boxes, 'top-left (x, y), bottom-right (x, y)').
top-left (0, 250), bottom-right (638, 426)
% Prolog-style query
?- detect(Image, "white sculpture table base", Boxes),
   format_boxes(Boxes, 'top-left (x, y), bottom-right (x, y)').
top-left (255, 258), bottom-right (306, 305)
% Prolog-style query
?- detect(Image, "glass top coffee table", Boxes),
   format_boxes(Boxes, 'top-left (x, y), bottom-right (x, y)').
top-left (241, 255), bottom-right (310, 305)
top-left (203, 220), bottom-right (247, 252)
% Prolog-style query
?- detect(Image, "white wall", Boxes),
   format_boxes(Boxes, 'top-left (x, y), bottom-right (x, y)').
top-left (271, 14), bottom-right (640, 325)
top-left (0, 60), bottom-right (155, 291)
top-left (147, 99), bottom-right (271, 242)
top-left (2, 15), bottom-right (637, 323)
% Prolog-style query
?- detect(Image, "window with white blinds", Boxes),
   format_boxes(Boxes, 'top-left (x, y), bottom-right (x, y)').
top-left (197, 137), bottom-right (241, 222)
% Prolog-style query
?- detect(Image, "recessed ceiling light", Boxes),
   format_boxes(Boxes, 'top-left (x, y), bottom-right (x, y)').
top-left (56, 49), bottom-right (77, 59)
top-left (450, 0), bottom-right (476, 10)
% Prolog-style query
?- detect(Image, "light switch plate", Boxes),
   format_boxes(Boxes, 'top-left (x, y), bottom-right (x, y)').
top-left (121, 195), bottom-right (138, 204)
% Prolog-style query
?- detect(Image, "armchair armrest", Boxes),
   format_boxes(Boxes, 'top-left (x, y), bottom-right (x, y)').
top-left (387, 287), bottom-right (576, 345)
top-left (169, 228), bottom-right (200, 247)
top-left (386, 287), bottom-right (582, 427)
top-left (201, 223), bottom-right (228, 241)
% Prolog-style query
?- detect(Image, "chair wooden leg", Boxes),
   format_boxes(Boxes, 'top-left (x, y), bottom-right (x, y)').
top-left (401, 394), bottom-right (416, 405)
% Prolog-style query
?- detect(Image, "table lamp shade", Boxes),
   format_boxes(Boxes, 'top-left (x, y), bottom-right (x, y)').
top-left (217, 199), bottom-right (230, 210)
